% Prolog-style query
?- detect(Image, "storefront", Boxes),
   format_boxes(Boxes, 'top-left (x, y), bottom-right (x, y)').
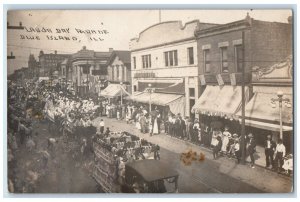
top-left (127, 91), bottom-right (185, 121)
top-left (191, 85), bottom-right (249, 132)
top-left (236, 86), bottom-right (293, 152)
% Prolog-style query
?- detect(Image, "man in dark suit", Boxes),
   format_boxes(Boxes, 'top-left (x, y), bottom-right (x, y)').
top-left (247, 133), bottom-right (256, 168)
top-left (264, 134), bottom-right (276, 168)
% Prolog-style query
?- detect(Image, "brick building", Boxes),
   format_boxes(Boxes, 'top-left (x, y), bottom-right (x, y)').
top-left (28, 54), bottom-right (39, 78)
top-left (192, 14), bottom-right (293, 148)
top-left (38, 50), bottom-right (70, 77)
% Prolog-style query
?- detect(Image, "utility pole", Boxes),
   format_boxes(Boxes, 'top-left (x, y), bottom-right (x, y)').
top-left (7, 22), bottom-right (24, 30)
top-left (241, 30), bottom-right (246, 164)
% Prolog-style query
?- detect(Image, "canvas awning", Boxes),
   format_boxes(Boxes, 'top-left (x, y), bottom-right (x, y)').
top-left (100, 84), bottom-right (128, 98)
top-left (236, 92), bottom-right (293, 131)
top-left (127, 92), bottom-right (185, 115)
top-left (243, 119), bottom-right (293, 132)
top-left (191, 85), bottom-right (249, 118)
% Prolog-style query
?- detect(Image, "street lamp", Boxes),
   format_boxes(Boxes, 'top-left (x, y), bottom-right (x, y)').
top-left (271, 91), bottom-right (291, 139)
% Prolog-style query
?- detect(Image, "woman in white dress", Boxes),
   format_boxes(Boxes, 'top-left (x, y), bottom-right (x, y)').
top-left (152, 116), bottom-right (159, 135)
top-left (221, 127), bottom-right (231, 154)
top-left (135, 113), bottom-right (141, 130)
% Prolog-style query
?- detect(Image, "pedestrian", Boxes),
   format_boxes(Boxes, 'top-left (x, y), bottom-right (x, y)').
top-left (126, 111), bottom-right (131, 124)
top-left (140, 113), bottom-right (147, 134)
top-left (152, 115), bottom-right (159, 135)
top-left (274, 139), bottom-right (286, 173)
top-left (213, 136), bottom-right (222, 159)
top-left (192, 119), bottom-right (200, 144)
top-left (170, 115), bottom-right (176, 137)
top-left (155, 107), bottom-right (161, 134)
top-left (264, 134), bottom-right (276, 169)
top-left (185, 117), bottom-right (192, 141)
top-left (116, 109), bottom-right (120, 120)
top-left (99, 119), bottom-right (105, 134)
top-left (148, 116), bottom-right (153, 136)
top-left (233, 138), bottom-right (241, 163)
top-left (105, 127), bottom-right (111, 137)
top-left (174, 114), bottom-right (182, 138)
top-left (221, 126), bottom-right (231, 155)
top-left (181, 116), bottom-right (187, 140)
top-left (247, 133), bottom-right (256, 168)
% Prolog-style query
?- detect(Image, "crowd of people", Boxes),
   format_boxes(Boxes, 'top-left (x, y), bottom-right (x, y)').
top-left (101, 104), bottom-right (292, 174)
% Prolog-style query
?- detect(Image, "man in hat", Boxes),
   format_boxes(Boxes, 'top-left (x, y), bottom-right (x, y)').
top-left (247, 133), bottom-right (256, 168)
top-left (264, 134), bottom-right (276, 169)
top-left (99, 119), bottom-right (105, 134)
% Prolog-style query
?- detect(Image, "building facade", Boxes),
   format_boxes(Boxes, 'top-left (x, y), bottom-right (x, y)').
top-left (192, 14), bottom-right (293, 147)
top-left (38, 50), bottom-right (70, 77)
top-left (28, 54), bottom-right (39, 78)
top-left (69, 46), bottom-right (112, 97)
top-left (130, 20), bottom-right (217, 118)
top-left (107, 50), bottom-right (131, 93)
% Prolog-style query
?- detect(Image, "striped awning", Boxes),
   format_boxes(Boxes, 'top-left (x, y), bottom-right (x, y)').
top-left (100, 84), bottom-right (127, 98)
top-left (127, 92), bottom-right (185, 115)
top-left (128, 92), bottom-right (183, 106)
top-left (191, 85), bottom-right (249, 118)
top-left (236, 91), bottom-right (293, 131)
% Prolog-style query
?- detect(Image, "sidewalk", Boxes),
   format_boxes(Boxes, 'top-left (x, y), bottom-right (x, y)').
top-left (92, 116), bottom-right (293, 193)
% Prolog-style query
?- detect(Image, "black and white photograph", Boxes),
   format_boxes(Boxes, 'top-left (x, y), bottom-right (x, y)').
top-left (6, 9), bottom-right (293, 194)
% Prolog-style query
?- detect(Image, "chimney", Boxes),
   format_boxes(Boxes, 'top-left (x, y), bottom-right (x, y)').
top-left (82, 46), bottom-right (86, 50)
top-left (54, 50), bottom-right (57, 54)
top-left (19, 22), bottom-right (22, 27)
top-left (109, 48), bottom-right (113, 52)
top-left (288, 16), bottom-right (292, 24)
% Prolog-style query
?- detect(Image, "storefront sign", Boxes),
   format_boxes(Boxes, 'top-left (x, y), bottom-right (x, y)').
top-left (134, 72), bottom-right (155, 78)
top-left (216, 74), bottom-right (224, 86)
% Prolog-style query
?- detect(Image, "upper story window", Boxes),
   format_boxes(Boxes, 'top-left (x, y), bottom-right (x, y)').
top-left (133, 57), bottom-right (136, 69)
top-left (203, 49), bottom-right (211, 73)
top-left (142, 54), bottom-right (151, 69)
top-left (235, 45), bottom-right (243, 73)
top-left (220, 47), bottom-right (229, 73)
top-left (187, 47), bottom-right (194, 65)
top-left (164, 50), bottom-right (178, 67)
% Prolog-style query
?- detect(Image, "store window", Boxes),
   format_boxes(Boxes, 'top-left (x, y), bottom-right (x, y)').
top-left (221, 47), bottom-right (229, 73)
top-left (187, 47), bottom-right (194, 65)
top-left (203, 49), bottom-right (211, 73)
top-left (142, 54), bottom-right (151, 69)
top-left (164, 50), bottom-right (178, 67)
top-left (133, 57), bottom-right (136, 69)
top-left (189, 88), bottom-right (195, 98)
top-left (235, 45), bottom-right (243, 72)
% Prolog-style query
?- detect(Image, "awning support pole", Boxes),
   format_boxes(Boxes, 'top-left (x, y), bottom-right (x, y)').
top-left (241, 30), bottom-right (246, 165)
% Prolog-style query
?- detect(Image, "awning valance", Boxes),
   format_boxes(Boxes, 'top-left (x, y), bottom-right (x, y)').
top-left (100, 84), bottom-right (128, 98)
top-left (236, 92), bottom-right (293, 126)
top-left (191, 85), bottom-right (249, 118)
top-left (127, 92), bottom-right (185, 115)
top-left (128, 92), bottom-right (184, 106)
top-left (242, 119), bottom-right (293, 132)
